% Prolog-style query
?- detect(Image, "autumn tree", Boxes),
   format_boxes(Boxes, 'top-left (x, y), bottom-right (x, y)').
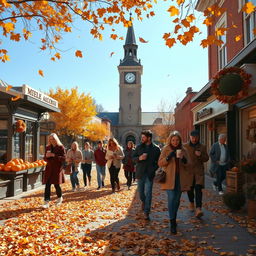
top-left (84, 122), bottom-right (110, 142)
top-left (48, 87), bottom-right (96, 145)
top-left (152, 100), bottom-right (175, 144)
top-left (1, 0), bottom-right (256, 64)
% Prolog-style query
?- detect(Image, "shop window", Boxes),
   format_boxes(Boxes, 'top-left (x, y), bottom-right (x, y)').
top-left (25, 121), bottom-right (34, 162)
top-left (241, 106), bottom-right (256, 159)
top-left (244, 0), bottom-right (256, 45)
top-left (0, 120), bottom-right (8, 163)
top-left (216, 13), bottom-right (227, 70)
top-left (13, 133), bottom-right (21, 159)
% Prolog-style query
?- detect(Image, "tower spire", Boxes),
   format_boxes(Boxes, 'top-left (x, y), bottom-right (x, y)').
top-left (120, 14), bottom-right (141, 66)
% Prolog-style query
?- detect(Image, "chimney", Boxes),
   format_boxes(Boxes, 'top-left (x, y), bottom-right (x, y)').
top-left (186, 87), bottom-right (193, 94)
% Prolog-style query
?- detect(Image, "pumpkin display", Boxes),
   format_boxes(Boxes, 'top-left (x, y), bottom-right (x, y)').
top-left (15, 120), bottom-right (26, 133)
top-left (0, 158), bottom-right (47, 172)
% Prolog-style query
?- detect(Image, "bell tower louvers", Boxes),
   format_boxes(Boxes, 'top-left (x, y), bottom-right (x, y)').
top-left (118, 19), bottom-right (143, 126)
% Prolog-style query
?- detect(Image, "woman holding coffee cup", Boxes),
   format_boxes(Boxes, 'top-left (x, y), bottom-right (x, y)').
top-left (158, 131), bottom-right (191, 234)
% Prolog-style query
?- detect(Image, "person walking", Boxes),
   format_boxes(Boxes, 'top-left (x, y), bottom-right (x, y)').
top-left (122, 141), bottom-right (136, 190)
top-left (209, 134), bottom-right (230, 195)
top-left (81, 142), bottom-right (94, 188)
top-left (66, 141), bottom-right (83, 192)
top-left (106, 138), bottom-right (124, 193)
top-left (43, 133), bottom-right (66, 208)
top-left (158, 131), bottom-right (190, 234)
top-left (133, 130), bottom-right (161, 221)
top-left (183, 130), bottom-right (209, 218)
top-left (94, 140), bottom-right (107, 190)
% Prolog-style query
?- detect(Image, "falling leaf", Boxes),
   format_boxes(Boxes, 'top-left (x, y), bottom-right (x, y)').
top-left (75, 50), bottom-right (83, 58)
top-left (167, 6), bottom-right (180, 16)
top-left (38, 70), bottom-right (44, 77)
top-left (11, 95), bottom-right (21, 101)
top-left (110, 52), bottom-right (115, 57)
top-left (235, 35), bottom-right (242, 41)
top-left (139, 37), bottom-right (148, 43)
top-left (242, 2), bottom-right (255, 14)
top-left (5, 85), bottom-right (12, 91)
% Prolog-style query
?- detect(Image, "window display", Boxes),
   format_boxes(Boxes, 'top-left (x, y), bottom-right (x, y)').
top-left (0, 120), bottom-right (7, 163)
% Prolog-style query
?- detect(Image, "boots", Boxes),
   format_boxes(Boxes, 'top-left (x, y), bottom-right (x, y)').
top-left (170, 219), bottom-right (177, 234)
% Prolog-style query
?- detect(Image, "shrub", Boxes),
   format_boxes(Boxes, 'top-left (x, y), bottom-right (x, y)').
top-left (223, 192), bottom-right (246, 211)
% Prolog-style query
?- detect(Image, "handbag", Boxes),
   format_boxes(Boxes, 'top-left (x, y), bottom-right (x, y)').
top-left (62, 162), bottom-right (72, 175)
top-left (154, 167), bottom-right (166, 183)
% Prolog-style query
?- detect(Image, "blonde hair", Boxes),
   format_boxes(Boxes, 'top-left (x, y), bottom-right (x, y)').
top-left (166, 130), bottom-right (182, 147)
top-left (71, 141), bottom-right (80, 151)
top-left (127, 141), bottom-right (135, 149)
top-left (48, 133), bottom-right (63, 146)
top-left (107, 137), bottom-right (120, 151)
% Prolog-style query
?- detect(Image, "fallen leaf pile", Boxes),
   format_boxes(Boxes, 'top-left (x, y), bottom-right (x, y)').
top-left (0, 171), bottom-right (255, 255)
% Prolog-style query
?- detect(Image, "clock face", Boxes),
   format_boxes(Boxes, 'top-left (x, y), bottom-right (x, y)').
top-left (125, 72), bottom-right (135, 83)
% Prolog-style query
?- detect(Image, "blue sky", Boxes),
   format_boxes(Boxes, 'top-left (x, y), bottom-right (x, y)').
top-left (0, 2), bottom-right (208, 112)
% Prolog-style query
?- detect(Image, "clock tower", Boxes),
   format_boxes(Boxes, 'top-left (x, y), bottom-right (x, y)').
top-left (118, 19), bottom-right (143, 129)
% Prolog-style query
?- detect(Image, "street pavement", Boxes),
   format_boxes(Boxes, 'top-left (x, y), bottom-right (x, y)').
top-left (0, 168), bottom-right (255, 256)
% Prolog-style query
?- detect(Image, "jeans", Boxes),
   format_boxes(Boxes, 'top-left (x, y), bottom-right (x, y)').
top-left (81, 163), bottom-right (92, 186)
top-left (187, 178), bottom-right (203, 208)
top-left (70, 165), bottom-right (79, 189)
top-left (214, 164), bottom-right (228, 191)
top-left (44, 183), bottom-right (62, 201)
top-left (96, 164), bottom-right (106, 188)
top-left (124, 170), bottom-right (133, 187)
top-left (137, 173), bottom-right (153, 214)
top-left (166, 174), bottom-right (182, 220)
top-left (109, 165), bottom-right (120, 190)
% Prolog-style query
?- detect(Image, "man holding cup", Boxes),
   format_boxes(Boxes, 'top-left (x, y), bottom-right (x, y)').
top-left (133, 130), bottom-right (161, 220)
top-left (184, 130), bottom-right (209, 218)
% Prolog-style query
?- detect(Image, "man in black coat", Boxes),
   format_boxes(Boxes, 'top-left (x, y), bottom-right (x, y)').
top-left (133, 130), bottom-right (161, 220)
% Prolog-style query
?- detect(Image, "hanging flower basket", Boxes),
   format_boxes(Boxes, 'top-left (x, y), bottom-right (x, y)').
top-left (15, 120), bottom-right (26, 133)
top-left (211, 67), bottom-right (251, 104)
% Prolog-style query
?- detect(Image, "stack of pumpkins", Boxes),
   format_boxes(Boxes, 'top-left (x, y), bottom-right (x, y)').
top-left (0, 158), bottom-right (47, 172)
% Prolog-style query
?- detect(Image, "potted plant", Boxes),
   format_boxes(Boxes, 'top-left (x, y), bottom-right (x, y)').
top-left (247, 184), bottom-right (256, 219)
top-left (223, 192), bottom-right (246, 211)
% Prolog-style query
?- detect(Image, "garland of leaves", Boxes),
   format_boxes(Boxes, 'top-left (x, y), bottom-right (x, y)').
top-left (211, 67), bottom-right (251, 104)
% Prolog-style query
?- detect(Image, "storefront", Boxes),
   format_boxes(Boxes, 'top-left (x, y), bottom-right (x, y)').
top-left (0, 81), bottom-right (59, 198)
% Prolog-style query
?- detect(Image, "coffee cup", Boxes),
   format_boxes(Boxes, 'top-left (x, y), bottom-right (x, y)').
top-left (176, 149), bottom-right (182, 158)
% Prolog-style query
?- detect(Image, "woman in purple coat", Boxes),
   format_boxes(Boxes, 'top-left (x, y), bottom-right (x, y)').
top-left (43, 133), bottom-right (66, 208)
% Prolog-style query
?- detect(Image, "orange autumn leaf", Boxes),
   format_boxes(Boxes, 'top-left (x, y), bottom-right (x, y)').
top-left (38, 70), bottom-right (44, 77)
top-left (181, 19), bottom-right (190, 28)
top-left (216, 27), bottom-right (227, 36)
top-left (253, 28), bottom-right (256, 35)
top-left (110, 52), bottom-right (115, 57)
top-left (75, 50), bottom-right (83, 58)
top-left (55, 52), bottom-right (61, 59)
top-left (167, 6), bottom-right (179, 16)
top-left (165, 38), bottom-right (176, 48)
top-left (242, 2), bottom-right (256, 14)
top-left (5, 85), bottom-right (12, 91)
top-left (235, 35), bottom-right (242, 41)
top-left (176, 0), bottom-right (185, 5)
top-left (139, 37), bottom-right (148, 43)
top-left (3, 22), bottom-right (15, 33)
top-left (110, 34), bottom-right (118, 40)
top-left (174, 24), bottom-right (181, 34)
top-left (11, 95), bottom-right (21, 101)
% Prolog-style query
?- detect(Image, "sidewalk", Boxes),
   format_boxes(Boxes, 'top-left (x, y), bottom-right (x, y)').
top-left (0, 170), bottom-right (255, 256)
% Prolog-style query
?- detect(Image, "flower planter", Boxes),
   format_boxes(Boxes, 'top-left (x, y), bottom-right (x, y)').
top-left (248, 199), bottom-right (256, 219)
top-left (0, 179), bottom-right (11, 199)
top-left (0, 170), bottom-right (27, 197)
top-left (23, 166), bottom-right (45, 192)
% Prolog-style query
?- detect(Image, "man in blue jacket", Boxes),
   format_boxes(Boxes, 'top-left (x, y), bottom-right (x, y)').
top-left (209, 134), bottom-right (230, 195)
top-left (133, 130), bottom-right (161, 220)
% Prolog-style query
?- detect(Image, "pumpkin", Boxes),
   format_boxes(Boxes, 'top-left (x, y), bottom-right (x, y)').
top-left (231, 166), bottom-right (239, 172)
top-left (0, 164), bottom-right (4, 171)
top-left (4, 166), bottom-right (12, 171)
top-left (12, 165), bottom-right (22, 171)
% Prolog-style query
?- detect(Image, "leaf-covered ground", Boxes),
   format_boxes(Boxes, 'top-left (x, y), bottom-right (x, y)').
top-left (0, 170), bottom-right (255, 256)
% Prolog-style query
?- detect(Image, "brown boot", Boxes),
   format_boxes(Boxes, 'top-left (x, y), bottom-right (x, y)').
top-left (189, 202), bottom-right (195, 211)
top-left (195, 207), bottom-right (204, 218)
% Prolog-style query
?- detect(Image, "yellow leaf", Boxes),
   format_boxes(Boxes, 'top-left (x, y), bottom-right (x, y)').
top-left (38, 70), bottom-right (44, 77)
top-left (55, 52), bottom-right (61, 59)
top-left (235, 35), bottom-right (242, 41)
top-left (3, 22), bottom-right (14, 33)
top-left (139, 37), bottom-right (148, 43)
top-left (75, 50), bottom-right (83, 58)
top-left (5, 85), bottom-right (12, 91)
top-left (1, 54), bottom-right (10, 62)
top-left (176, 0), bottom-right (185, 5)
top-left (216, 27), bottom-right (227, 36)
top-left (167, 6), bottom-right (180, 16)
top-left (242, 2), bottom-right (255, 14)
